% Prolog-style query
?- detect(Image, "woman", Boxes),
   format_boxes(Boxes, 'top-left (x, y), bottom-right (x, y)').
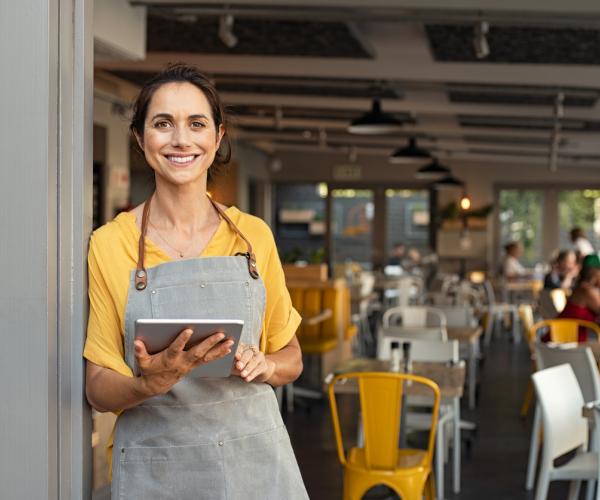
top-left (84, 64), bottom-right (308, 499)
top-left (557, 260), bottom-right (600, 341)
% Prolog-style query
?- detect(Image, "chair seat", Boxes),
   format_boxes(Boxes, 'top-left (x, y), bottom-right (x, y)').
top-left (347, 447), bottom-right (429, 474)
top-left (552, 451), bottom-right (598, 480)
top-left (299, 337), bottom-right (338, 354)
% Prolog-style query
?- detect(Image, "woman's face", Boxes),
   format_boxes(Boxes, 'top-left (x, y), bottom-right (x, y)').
top-left (138, 82), bottom-right (224, 188)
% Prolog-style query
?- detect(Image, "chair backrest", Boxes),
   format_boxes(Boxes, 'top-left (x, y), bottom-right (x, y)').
top-left (534, 344), bottom-right (600, 403)
top-left (328, 371), bottom-right (440, 470)
top-left (532, 364), bottom-right (588, 460)
top-left (531, 318), bottom-right (600, 344)
top-left (431, 306), bottom-right (475, 327)
top-left (378, 325), bottom-right (447, 345)
top-left (482, 280), bottom-right (497, 307)
top-left (518, 304), bottom-right (535, 344)
top-left (383, 306), bottom-right (447, 329)
top-left (396, 275), bottom-right (424, 307)
top-left (377, 336), bottom-right (459, 363)
top-left (538, 290), bottom-right (559, 319)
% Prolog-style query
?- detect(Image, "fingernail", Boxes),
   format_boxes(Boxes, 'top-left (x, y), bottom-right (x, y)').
top-left (241, 371), bottom-right (247, 376)
top-left (237, 362), bottom-right (243, 369)
top-left (217, 333), bottom-right (225, 340)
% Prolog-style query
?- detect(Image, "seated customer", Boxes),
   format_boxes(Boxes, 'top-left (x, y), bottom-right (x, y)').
top-left (501, 241), bottom-right (528, 280)
top-left (543, 249), bottom-right (579, 290)
top-left (557, 255), bottom-right (600, 341)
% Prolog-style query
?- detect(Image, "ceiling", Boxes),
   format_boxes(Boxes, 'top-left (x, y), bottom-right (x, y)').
top-left (95, 0), bottom-right (600, 169)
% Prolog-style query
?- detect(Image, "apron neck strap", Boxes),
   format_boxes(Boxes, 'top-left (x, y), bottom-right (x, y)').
top-left (135, 193), bottom-right (259, 291)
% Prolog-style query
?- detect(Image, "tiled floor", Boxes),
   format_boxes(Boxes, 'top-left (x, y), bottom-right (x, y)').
top-left (93, 334), bottom-right (581, 499)
top-left (285, 335), bottom-right (576, 500)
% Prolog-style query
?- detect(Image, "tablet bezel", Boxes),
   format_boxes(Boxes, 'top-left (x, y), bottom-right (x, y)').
top-left (134, 318), bottom-right (244, 378)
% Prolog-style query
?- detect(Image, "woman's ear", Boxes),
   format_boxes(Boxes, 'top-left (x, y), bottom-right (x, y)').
top-left (133, 130), bottom-right (144, 152)
top-left (215, 124), bottom-right (225, 150)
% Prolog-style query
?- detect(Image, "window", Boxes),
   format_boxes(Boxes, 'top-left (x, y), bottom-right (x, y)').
top-left (559, 189), bottom-right (600, 252)
top-left (498, 189), bottom-right (544, 267)
top-left (331, 188), bottom-right (374, 270)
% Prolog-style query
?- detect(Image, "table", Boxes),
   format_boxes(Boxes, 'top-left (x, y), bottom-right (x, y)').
top-left (381, 325), bottom-right (482, 409)
top-left (330, 358), bottom-right (466, 497)
top-left (504, 279), bottom-right (543, 301)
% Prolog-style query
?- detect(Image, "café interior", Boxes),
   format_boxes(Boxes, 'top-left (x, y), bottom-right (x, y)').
top-left (92, 1), bottom-right (600, 499)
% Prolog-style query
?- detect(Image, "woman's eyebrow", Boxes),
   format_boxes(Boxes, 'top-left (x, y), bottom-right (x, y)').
top-left (149, 113), bottom-right (209, 121)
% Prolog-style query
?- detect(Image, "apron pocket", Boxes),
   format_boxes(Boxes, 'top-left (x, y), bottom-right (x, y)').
top-left (116, 443), bottom-right (225, 500)
top-left (223, 426), bottom-right (308, 500)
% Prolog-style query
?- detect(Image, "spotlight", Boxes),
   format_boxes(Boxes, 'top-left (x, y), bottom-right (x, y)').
top-left (473, 20), bottom-right (490, 59)
top-left (218, 14), bottom-right (238, 49)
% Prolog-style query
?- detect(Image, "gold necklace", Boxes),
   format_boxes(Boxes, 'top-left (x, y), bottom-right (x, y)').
top-left (148, 220), bottom-right (196, 258)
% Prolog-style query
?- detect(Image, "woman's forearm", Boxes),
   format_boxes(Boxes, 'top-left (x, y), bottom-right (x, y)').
top-left (265, 340), bottom-right (303, 387)
top-left (86, 362), bottom-right (153, 413)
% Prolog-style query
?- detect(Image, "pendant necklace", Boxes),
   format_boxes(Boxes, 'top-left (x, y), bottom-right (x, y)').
top-left (148, 220), bottom-right (196, 258)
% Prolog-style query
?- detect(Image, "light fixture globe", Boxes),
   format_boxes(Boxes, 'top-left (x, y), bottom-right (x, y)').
top-left (433, 174), bottom-right (465, 190)
top-left (414, 158), bottom-right (451, 179)
top-left (388, 138), bottom-right (432, 164)
top-left (348, 98), bottom-right (403, 135)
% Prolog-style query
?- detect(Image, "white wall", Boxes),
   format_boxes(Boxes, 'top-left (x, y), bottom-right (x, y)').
top-left (94, 0), bottom-right (146, 61)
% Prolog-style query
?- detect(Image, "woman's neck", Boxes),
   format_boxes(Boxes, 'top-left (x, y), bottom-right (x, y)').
top-left (151, 181), bottom-right (216, 232)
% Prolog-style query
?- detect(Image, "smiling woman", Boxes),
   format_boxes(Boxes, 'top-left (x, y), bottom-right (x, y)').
top-left (83, 64), bottom-right (308, 500)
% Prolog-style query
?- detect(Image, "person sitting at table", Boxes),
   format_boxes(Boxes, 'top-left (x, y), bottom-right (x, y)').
top-left (501, 241), bottom-right (530, 281)
top-left (543, 249), bottom-right (579, 290)
top-left (388, 242), bottom-right (406, 267)
top-left (556, 255), bottom-right (600, 341)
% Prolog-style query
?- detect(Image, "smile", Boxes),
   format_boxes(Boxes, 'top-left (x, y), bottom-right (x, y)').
top-left (164, 154), bottom-right (199, 167)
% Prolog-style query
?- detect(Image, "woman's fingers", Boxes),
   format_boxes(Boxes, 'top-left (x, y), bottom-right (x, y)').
top-left (165, 328), bottom-right (194, 359)
top-left (235, 347), bottom-right (255, 373)
top-left (201, 339), bottom-right (234, 364)
top-left (240, 354), bottom-right (261, 379)
top-left (186, 332), bottom-right (227, 364)
top-left (134, 340), bottom-right (151, 368)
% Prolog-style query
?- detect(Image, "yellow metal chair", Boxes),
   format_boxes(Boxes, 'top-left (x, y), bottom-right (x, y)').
top-left (328, 371), bottom-right (440, 500)
top-left (530, 318), bottom-right (600, 344)
top-left (518, 304), bottom-right (536, 418)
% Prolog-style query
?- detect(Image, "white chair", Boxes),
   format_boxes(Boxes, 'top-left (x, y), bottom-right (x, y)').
top-left (433, 305), bottom-right (476, 328)
top-left (527, 344), bottom-right (600, 498)
top-left (378, 336), bottom-right (461, 499)
top-left (532, 363), bottom-right (600, 500)
top-left (482, 280), bottom-right (520, 346)
top-left (383, 305), bottom-right (447, 330)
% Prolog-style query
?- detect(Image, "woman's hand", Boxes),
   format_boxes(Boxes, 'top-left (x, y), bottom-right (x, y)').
top-left (232, 343), bottom-right (276, 383)
top-left (135, 329), bottom-right (234, 396)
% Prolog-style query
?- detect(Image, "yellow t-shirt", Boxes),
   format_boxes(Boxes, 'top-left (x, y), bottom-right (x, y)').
top-left (84, 206), bottom-right (301, 375)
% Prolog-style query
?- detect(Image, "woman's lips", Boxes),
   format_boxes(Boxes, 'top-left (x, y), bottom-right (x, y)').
top-left (164, 154), bottom-right (198, 167)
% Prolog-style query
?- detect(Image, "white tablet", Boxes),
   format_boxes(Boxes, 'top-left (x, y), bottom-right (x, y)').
top-left (135, 319), bottom-right (244, 378)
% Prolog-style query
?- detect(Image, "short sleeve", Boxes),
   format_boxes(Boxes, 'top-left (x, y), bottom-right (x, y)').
top-left (83, 235), bottom-right (133, 377)
top-left (259, 229), bottom-right (301, 354)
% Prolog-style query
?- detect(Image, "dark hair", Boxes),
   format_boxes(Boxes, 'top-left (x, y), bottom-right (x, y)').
top-left (579, 264), bottom-right (600, 283)
top-left (570, 227), bottom-right (584, 240)
top-left (129, 63), bottom-right (231, 182)
top-left (504, 241), bottom-right (518, 253)
top-left (556, 249), bottom-right (575, 264)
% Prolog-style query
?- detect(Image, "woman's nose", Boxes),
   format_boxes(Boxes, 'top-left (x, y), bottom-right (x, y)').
top-left (171, 126), bottom-right (192, 147)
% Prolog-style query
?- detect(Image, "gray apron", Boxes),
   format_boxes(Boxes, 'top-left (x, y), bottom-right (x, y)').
top-left (110, 196), bottom-right (308, 500)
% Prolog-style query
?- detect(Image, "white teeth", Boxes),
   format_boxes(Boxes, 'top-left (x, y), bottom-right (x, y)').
top-left (168, 155), bottom-right (195, 163)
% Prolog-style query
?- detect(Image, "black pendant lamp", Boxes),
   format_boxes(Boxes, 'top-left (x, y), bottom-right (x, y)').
top-left (433, 174), bottom-right (464, 190)
top-left (389, 138), bottom-right (431, 164)
top-left (414, 158), bottom-right (451, 179)
top-left (348, 98), bottom-right (403, 135)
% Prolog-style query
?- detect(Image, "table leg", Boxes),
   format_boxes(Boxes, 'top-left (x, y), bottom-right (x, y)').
top-left (453, 397), bottom-right (461, 494)
top-left (469, 340), bottom-right (477, 409)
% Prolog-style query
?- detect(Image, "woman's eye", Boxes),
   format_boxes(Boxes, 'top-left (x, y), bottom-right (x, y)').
top-left (191, 121), bottom-right (206, 128)
top-left (154, 121), bottom-right (170, 128)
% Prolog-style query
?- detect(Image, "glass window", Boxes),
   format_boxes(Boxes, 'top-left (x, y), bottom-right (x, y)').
top-left (498, 189), bottom-right (544, 267)
top-left (558, 189), bottom-right (600, 252)
top-left (273, 183), bottom-right (326, 264)
top-left (331, 188), bottom-right (374, 270)
top-left (385, 189), bottom-right (430, 265)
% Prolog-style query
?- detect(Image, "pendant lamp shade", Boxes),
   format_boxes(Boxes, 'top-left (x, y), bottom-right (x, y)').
top-left (348, 98), bottom-right (403, 135)
top-left (389, 138), bottom-right (431, 164)
top-left (414, 158), bottom-right (451, 179)
top-left (433, 174), bottom-right (464, 190)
